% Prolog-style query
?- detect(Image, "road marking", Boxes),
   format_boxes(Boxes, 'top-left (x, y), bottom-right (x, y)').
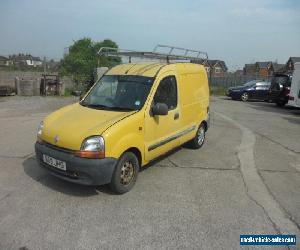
top-left (215, 112), bottom-right (300, 239)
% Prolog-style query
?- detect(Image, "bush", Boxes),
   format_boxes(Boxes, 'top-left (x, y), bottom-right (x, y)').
top-left (210, 86), bottom-right (226, 96)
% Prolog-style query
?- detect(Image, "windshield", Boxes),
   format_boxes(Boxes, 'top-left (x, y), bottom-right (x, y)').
top-left (81, 75), bottom-right (154, 111)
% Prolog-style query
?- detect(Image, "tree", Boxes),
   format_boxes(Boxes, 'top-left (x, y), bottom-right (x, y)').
top-left (60, 38), bottom-right (121, 88)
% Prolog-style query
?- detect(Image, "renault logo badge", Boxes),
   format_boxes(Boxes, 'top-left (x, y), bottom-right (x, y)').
top-left (54, 135), bottom-right (59, 144)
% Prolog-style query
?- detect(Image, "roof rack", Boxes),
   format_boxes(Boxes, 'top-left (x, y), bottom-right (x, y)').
top-left (98, 44), bottom-right (208, 63)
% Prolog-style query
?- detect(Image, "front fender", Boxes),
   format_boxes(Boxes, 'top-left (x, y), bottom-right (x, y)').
top-left (107, 132), bottom-right (144, 164)
top-left (102, 111), bottom-right (145, 165)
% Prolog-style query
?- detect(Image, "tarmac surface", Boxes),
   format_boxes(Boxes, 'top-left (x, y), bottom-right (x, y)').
top-left (0, 96), bottom-right (299, 249)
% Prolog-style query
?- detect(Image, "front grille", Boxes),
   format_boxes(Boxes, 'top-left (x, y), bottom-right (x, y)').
top-left (42, 141), bottom-right (75, 154)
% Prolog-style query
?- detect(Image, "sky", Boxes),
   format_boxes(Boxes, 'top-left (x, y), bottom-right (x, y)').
top-left (0, 0), bottom-right (300, 70)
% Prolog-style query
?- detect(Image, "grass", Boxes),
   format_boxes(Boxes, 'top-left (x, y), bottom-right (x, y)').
top-left (63, 88), bottom-right (73, 97)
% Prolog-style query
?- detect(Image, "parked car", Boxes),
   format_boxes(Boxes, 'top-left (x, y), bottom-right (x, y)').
top-left (226, 80), bottom-right (271, 102)
top-left (269, 73), bottom-right (292, 107)
top-left (35, 62), bottom-right (210, 194)
top-left (288, 62), bottom-right (300, 108)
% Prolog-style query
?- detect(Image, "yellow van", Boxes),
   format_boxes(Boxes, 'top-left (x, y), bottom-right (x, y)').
top-left (35, 62), bottom-right (209, 193)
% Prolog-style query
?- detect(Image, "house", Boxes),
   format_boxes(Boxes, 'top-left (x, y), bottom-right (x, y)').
top-left (243, 61), bottom-right (285, 77)
top-left (10, 54), bottom-right (42, 67)
top-left (255, 61), bottom-right (273, 77)
top-left (0, 56), bottom-right (9, 66)
top-left (207, 60), bottom-right (227, 76)
top-left (272, 63), bottom-right (286, 74)
top-left (285, 57), bottom-right (300, 73)
top-left (190, 59), bottom-right (228, 76)
top-left (26, 56), bottom-right (42, 67)
top-left (234, 69), bottom-right (244, 76)
top-left (200, 60), bottom-right (227, 76)
top-left (243, 64), bottom-right (256, 75)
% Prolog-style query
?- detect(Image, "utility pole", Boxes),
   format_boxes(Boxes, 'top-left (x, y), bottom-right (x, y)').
top-left (43, 56), bottom-right (46, 75)
top-left (43, 56), bottom-right (47, 96)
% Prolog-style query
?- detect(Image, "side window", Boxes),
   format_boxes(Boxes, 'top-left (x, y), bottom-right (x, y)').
top-left (262, 84), bottom-right (271, 89)
top-left (153, 76), bottom-right (177, 110)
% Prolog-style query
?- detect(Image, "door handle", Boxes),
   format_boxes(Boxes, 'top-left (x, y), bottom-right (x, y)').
top-left (174, 112), bottom-right (180, 120)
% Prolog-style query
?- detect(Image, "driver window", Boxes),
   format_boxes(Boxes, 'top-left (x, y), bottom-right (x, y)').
top-left (153, 76), bottom-right (177, 110)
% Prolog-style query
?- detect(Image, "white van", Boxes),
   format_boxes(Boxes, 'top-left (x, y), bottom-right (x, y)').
top-left (288, 62), bottom-right (300, 108)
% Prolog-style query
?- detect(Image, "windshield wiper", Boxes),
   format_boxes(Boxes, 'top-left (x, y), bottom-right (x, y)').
top-left (108, 106), bottom-right (136, 111)
top-left (81, 103), bottom-right (134, 111)
top-left (81, 103), bottom-right (111, 110)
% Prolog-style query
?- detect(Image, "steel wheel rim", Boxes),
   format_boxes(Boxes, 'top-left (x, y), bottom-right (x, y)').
top-left (197, 126), bottom-right (205, 145)
top-left (120, 161), bottom-right (135, 185)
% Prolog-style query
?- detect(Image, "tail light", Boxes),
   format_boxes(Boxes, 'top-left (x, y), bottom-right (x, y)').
top-left (283, 87), bottom-right (290, 97)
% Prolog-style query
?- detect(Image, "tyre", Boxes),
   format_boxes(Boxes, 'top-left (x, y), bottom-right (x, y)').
top-left (187, 123), bottom-right (206, 149)
top-left (109, 152), bottom-right (139, 194)
top-left (276, 101), bottom-right (286, 107)
top-left (241, 92), bottom-right (249, 102)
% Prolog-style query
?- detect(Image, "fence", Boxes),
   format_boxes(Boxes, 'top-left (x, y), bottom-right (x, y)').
top-left (209, 75), bottom-right (272, 88)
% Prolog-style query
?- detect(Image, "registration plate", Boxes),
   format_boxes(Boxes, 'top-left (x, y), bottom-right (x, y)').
top-left (43, 154), bottom-right (66, 171)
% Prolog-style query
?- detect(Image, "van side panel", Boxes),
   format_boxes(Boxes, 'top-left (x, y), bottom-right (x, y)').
top-left (288, 62), bottom-right (300, 107)
top-left (177, 65), bottom-right (209, 144)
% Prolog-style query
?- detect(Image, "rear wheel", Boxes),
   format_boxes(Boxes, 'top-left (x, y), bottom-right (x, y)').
top-left (276, 101), bottom-right (286, 107)
top-left (241, 92), bottom-right (249, 102)
top-left (109, 152), bottom-right (139, 194)
top-left (187, 123), bottom-right (206, 149)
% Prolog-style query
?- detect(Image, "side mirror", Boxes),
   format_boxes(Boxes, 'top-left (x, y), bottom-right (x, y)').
top-left (152, 103), bottom-right (168, 116)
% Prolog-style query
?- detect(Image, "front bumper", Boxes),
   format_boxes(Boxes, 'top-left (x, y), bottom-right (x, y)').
top-left (35, 142), bottom-right (117, 185)
top-left (227, 90), bottom-right (241, 99)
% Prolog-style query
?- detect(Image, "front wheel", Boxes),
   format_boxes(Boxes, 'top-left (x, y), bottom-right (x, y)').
top-left (241, 92), bottom-right (249, 102)
top-left (109, 152), bottom-right (139, 194)
top-left (187, 123), bottom-right (206, 149)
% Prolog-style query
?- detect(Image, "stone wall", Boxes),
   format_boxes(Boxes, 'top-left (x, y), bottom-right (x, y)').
top-left (0, 70), bottom-right (75, 93)
top-left (15, 78), bottom-right (41, 96)
top-left (0, 70), bottom-right (42, 87)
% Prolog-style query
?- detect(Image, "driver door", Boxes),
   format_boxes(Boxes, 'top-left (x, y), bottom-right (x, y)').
top-left (144, 74), bottom-right (181, 162)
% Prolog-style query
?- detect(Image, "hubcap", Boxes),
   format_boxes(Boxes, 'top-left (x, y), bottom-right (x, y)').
top-left (242, 93), bottom-right (248, 101)
top-left (120, 161), bottom-right (135, 185)
top-left (197, 126), bottom-right (205, 145)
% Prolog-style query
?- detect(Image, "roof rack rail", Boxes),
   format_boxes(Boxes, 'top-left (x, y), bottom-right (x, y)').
top-left (98, 44), bottom-right (208, 63)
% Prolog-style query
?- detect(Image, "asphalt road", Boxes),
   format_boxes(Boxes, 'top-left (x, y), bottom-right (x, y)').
top-left (0, 96), bottom-right (299, 250)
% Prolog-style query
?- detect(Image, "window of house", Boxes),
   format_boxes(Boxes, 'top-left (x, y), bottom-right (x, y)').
top-left (215, 67), bottom-right (222, 73)
top-left (153, 76), bottom-right (177, 110)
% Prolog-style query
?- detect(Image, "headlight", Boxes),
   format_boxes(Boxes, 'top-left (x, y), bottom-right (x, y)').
top-left (37, 121), bottom-right (43, 137)
top-left (75, 136), bottom-right (105, 158)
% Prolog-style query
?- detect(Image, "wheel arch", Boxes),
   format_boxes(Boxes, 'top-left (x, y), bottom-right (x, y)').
top-left (201, 120), bottom-right (208, 132)
top-left (124, 147), bottom-right (142, 167)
